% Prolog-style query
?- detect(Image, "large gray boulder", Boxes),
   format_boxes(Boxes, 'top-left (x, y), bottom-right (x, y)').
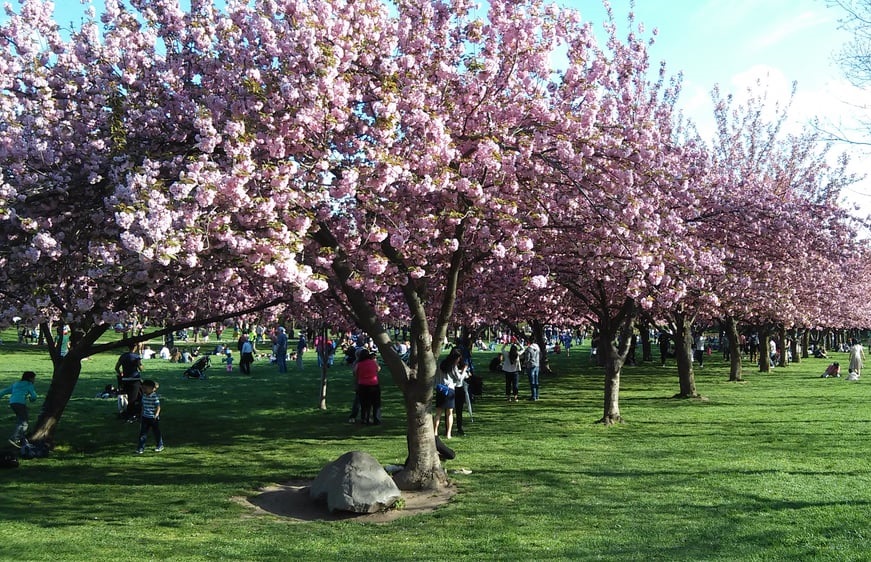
top-left (309, 451), bottom-right (401, 513)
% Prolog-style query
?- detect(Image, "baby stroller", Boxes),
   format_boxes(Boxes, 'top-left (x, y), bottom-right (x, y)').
top-left (183, 356), bottom-right (211, 379)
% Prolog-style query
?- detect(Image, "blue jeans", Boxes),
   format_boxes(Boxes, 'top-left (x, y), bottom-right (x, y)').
top-left (138, 417), bottom-right (163, 450)
top-left (527, 365), bottom-right (540, 399)
top-left (276, 350), bottom-right (287, 373)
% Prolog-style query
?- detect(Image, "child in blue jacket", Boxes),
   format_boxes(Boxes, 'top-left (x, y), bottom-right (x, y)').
top-left (0, 371), bottom-right (38, 447)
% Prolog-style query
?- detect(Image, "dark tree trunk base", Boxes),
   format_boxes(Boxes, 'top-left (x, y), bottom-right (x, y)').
top-left (670, 392), bottom-right (705, 400)
top-left (595, 415), bottom-right (625, 426)
top-left (394, 466), bottom-right (448, 491)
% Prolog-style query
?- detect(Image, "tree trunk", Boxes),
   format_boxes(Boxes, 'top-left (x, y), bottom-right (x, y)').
top-left (725, 316), bottom-right (743, 382)
top-left (758, 325), bottom-right (772, 372)
top-left (672, 313), bottom-right (699, 397)
top-left (30, 355), bottom-right (82, 445)
top-left (777, 325), bottom-right (788, 367)
top-left (599, 339), bottom-right (624, 425)
top-left (595, 298), bottom-right (636, 425)
top-left (394, 393), bottom-right (447, 490)
top-left (789, 328), bottom-right (801, 365)
top-left (801, 329), bottom-right (810, 359)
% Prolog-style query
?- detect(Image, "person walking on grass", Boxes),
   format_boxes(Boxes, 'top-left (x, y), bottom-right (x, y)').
top-left (136, 379), bottom-right (164, 454)
top-left (1, 371), bottom-right (38, 448)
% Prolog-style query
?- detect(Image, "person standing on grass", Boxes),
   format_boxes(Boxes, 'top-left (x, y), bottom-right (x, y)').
top-left (136, 379), bottom-right (164, 454)
top-left (748, 333), bottom-right (759, 364)
top-left (354, 350), bottom-right (381, 425)
top-left (347, 347), bottom-right (366, 423)
top-left (659, 332), bottom-right (671, 366)
top-left (453, 336), bottom-right (475, 436)
top-left (240, 335), bottom-right (255, 375)
top-left (296, 332), bottom-right (307, 370)
top-left (1, 371), bottom-right (37, 448)
top-left (275, 326), bottom-right (289, 373)
top-left (433, 348), bottom-right (467, 439)
top-left (524, 340), bottom-right (541, 401)
top-left (501, 343), bottom-right (522, 401)
top-left (693, 332), bottom-right (706, 368)
top-left (115, 343), bottom-right (143, 421)
top-left (849, 338), bottom-right (866, 378)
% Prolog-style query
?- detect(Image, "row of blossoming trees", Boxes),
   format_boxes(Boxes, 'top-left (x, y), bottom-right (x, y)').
top-left (1, 0), bottom-right (869, 489)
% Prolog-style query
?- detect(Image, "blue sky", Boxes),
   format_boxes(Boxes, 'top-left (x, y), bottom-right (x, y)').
top-left (11, 0), bottom-right (871, 214)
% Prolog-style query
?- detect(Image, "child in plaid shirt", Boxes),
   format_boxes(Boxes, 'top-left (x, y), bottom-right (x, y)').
top-left (136, 380), bottom-right (164, 454)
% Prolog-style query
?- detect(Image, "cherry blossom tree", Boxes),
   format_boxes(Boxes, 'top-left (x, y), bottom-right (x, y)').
top-left (8, 0), bottom-right (866, 488)
top-left (693, 84), bottom-right (867, 378)
top-left (0, 0), bottom-right (325, 443)
top-left (2, 0), bottom-right (624, 487)
top-left (530, 8), bottom-right (711, 423)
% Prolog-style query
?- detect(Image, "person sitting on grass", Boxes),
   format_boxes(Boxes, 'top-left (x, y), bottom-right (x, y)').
top-left (821, 362), bottom-right (840, 378)
top-left (0, 371), bottom-right (38, 448)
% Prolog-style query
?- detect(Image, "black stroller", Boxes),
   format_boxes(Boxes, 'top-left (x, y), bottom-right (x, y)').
top-left (183, 356), bottom-right (211, 379)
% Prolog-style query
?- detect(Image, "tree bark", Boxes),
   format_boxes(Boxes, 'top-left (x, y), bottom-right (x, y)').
top-left (789, 328), bottom-right (800, 364)
top-left (595, 298), bottom-right (636, 425)
top-left (30, 354), bottom-right (83, 445)
top-left (394, 392), bottom-right (447, 490)
top-left (672, 312), bottom-right (699, 397)
top-left (600, 341), bottom-right (623, 425)
top-left (758, 325), bottom-right (772, 372)
top-left (725, 316), bottom-right (743, 382)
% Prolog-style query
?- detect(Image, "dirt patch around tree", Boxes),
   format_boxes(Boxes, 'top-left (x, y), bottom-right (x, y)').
top-left (235, 479), bottom-right (458, 523)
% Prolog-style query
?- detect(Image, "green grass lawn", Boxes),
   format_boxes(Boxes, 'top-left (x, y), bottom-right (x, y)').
top-left (0, 334), bottom-right (869, 561)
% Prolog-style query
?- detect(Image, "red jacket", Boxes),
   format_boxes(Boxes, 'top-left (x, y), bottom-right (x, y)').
top-left (355, 358), bottom-right (379, 386)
